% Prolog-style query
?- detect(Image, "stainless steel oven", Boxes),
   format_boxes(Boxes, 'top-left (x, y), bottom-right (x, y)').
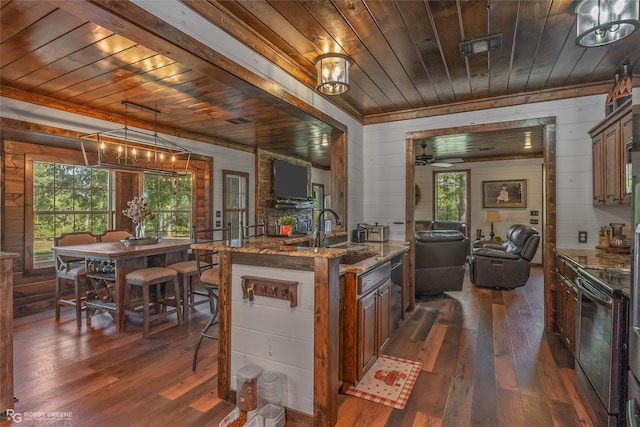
top-left (576, 268), bottom-right (628, 427)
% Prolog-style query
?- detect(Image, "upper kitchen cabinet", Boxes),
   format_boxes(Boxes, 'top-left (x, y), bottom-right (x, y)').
top-left (589, 101), bottom-right (632, 206)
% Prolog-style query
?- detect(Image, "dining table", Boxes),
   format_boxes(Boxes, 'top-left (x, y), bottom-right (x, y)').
top-left (52, 239), bottom-right (191, 332)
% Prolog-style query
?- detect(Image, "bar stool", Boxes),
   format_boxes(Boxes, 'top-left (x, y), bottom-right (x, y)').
top-left (165, 260), bottom-right (209, 319)
top-left (53, 231), bottom-right (99, 329)
top-left (191, 222), bottom-right (228, 371)
top-left (125, 267), bottom-right (183, 338)
top-left (192, 269), bottom-right (220, 372)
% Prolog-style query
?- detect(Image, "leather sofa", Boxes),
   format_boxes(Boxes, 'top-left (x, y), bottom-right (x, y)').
top-left (415, 220), bottom-right (467, 235)
top-left (469, 224), bottom-right (540, 289)
top-left (414, 230), bottom-right (470, 297)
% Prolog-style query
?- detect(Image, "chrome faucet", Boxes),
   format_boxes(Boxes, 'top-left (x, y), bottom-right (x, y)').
top-left (314, 208), bottom-right (342, 247)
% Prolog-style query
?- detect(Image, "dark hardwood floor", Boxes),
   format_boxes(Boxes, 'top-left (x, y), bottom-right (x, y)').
top-left (1, 266), bottom-right (592, 427)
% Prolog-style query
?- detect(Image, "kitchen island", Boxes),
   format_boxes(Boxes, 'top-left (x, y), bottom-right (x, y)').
top-left (191, 235), bottom-right (409, 427)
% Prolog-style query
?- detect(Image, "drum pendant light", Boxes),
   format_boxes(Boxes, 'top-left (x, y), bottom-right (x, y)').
top-left (314, 53), bottom-right (352, 95)
top-left (576, 0), bottom-right (640, 47)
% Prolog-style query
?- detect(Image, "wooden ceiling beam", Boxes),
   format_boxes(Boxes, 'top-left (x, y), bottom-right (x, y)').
top-left (365, 81), bottom-right (611, 125)
top-left (47, 0), bottom-right (350, 132)
top-left (0, 85), bottom-right (254, 153)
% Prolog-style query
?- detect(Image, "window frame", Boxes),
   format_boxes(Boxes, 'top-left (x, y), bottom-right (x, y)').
top-left (432, 168), bottom-right (471, 236)
top-left (141, 172), bottom-right (194, 239)
top-left (25, 150), bottom-right (110, 271)
top-left (222, 170), bottom-right (249, 240)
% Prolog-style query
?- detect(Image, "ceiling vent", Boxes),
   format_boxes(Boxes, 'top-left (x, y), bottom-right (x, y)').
top-left (459, 34), bottom-right (503, 57)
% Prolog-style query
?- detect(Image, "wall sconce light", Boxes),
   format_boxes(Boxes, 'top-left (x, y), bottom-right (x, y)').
top-left (576, 0), bottom-right (640, 47)
top-left (80, 102), bottom-right (191, 175)
top-left (314, 53), bottom-right (352, 95)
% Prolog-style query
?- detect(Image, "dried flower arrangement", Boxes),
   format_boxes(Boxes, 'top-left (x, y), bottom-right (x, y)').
top-left (122, 196), bottom-right (154, 225)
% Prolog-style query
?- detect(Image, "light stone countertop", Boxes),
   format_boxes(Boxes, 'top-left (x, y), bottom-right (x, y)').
top-left (192, 234), bottom-right (409, 275)
top-left (555, 248), bottom-right (631, 271)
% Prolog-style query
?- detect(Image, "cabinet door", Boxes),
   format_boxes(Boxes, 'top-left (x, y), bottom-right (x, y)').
top-left (604, 123), bottom-right (621, 204)
top-left (402, 251), bottom-right (411, 314)
top-left (556, 276), bottom-right (566, 337)
top-left (592, 134), bottom-right (605, 205)
top-left (357, 290), bottom-right (378, 380)
top-left (567, 284), bottom-right (578, 355)
top-left (377, 281), bottom-right (391, 353)
top-left (621, 113), bottom-right (633, 205)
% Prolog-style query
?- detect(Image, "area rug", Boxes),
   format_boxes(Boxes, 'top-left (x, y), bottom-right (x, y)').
top-left (343, 355), bottom-right (422, 409)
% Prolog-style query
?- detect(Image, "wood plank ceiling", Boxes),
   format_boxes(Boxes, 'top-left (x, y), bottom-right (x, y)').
top-left (1, 0), bottom-right (639, 168)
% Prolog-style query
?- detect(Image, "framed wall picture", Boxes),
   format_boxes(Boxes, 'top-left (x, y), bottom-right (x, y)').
top-left (482, 179), bottom-right (527, 208)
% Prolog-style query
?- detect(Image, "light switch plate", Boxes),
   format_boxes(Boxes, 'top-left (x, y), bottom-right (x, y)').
top-left (578, 231), bottom-right (587, 243)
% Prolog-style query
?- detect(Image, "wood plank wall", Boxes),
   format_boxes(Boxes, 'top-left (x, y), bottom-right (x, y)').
top-left (1, 139), bottom-right (212, 317)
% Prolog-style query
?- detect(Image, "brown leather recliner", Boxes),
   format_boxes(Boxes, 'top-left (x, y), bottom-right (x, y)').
top-left (469, 224), bottom-right (540, 289)
top-left (414, 230), bottom-right (470, 296)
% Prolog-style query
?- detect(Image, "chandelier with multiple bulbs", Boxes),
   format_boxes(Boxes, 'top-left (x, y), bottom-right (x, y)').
top-left (80, 101), bottom-right (191, 175)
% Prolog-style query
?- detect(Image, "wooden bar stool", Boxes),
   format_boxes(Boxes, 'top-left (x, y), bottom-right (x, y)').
top-left (165, 260), bottom-right (209, 319)
top-left (125, 267), bottom-right (183, 338)
top-left (53, 231), bottom-right (99, 329)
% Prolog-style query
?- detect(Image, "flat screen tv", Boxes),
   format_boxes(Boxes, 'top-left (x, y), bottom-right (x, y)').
top-left (273, 159), bottom-right (309, 200)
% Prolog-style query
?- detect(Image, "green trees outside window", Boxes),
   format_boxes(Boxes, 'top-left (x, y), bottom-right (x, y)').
top-left (434, 171), bottom-right (468, 222)
top-left (142, 173), bottom-right (193, 238)
top-left (33, 162), bottom-right (109, 263)
top-left (33, 162), bottom-right (193, 264)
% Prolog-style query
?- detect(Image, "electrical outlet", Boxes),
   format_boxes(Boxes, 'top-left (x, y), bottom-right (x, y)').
top-left (530, 210), bottom-right (539, 216)
top-left (530, 219), bottom-right (538, 225)
top-left (578, 231), bottom-right (587, 243)
top-left (215, 220), bottom-right (221, 227)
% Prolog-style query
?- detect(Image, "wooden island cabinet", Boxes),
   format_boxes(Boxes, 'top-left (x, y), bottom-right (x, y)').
top-left (340, 262), bottom-right (393, 385)
top-left (192, 236), bottom-right (409, 427)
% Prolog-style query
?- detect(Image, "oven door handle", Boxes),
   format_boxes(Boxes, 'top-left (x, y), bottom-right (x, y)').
top-left (628, 399), bottom-right (639, 427)
top-left (577, 276), bottom-right (613, 307)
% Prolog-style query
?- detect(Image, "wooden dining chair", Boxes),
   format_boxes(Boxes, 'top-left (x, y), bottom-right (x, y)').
top-left (53, 231), bottom-right (99, 328)
top-left (191, 223), bottom-right (229, 371)
top-left (97, 229), bottom-right (133, 242)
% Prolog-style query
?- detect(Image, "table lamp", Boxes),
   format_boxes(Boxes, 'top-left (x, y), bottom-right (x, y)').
top-left (485, 210), bottom-right (501, 240)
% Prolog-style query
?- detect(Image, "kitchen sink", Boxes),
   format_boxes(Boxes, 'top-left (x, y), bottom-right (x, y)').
top-left (327, 242), bottom-right (367, 252)
top-left (339, 251), bottom-right (376, 265)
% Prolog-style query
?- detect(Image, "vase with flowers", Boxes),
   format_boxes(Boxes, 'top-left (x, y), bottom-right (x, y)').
top-left (122, 196), bottom-right (154, 240)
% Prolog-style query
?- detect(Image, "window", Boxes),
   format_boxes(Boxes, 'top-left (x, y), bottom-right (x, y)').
top-left (143, 173), bottom-right (193, 238)
top-left (433, 170), bottom-right (469, 227)
top-left (223, 170), bottom-right (249, 240)
top-left (33, 161), bottom-right (110, 264)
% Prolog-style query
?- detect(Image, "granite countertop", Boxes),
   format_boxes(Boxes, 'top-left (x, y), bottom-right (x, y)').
top-left (555, 248), bottom-right (631, 271)
top-left (192, 234), bottom-right (409, 275)
top-left (556, 248), bottom-right (631, 297)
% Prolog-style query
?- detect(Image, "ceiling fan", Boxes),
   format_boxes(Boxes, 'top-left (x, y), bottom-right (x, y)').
top-left (415, 143), bottom-right (464, 167)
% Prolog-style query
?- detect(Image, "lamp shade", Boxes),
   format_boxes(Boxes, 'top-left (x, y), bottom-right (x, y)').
top-left (485, 210), bottom-right (501, 223)
top-left (576, 0), bottom-right (640, 47)
top-left (314, 53), bottom-right (351, 95)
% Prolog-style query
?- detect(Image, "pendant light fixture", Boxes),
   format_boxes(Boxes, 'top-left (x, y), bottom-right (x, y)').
top-left (575, 0), bottom-right (640, 47)
top-left (80, 101), bottom-right (191, 175)
top-left (314, 53), bottom-right (352, 95)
